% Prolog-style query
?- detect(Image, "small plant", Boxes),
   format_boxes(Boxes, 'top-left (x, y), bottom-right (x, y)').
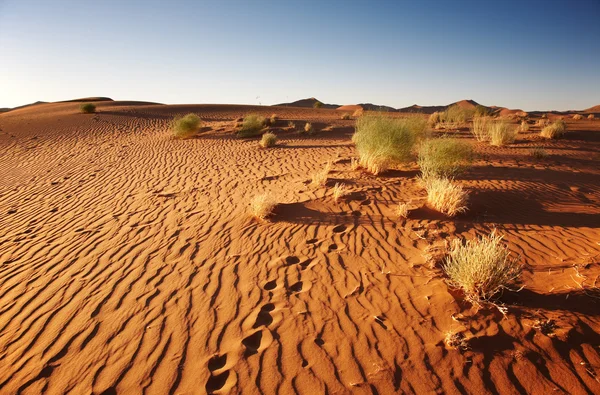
top-left (269, 114), bottom-right (279, 125)
top-left (588, 114), bottom-right (595, 119)
top-left (259, 132), bottom-right (277, 148)
top-left (396, 203), bottom-right (410, 219)
top-left (474, 105), bottom-right (491, 118)
top-left (332, 183), bottom-right (348, 202)
top-left (536, 118), bottom-right (549, 127)
top-left (352, 108), bottom-right (364, 117)
top-left (470, 116), bottom-right (490, 141)
top-left (311, 161), bottom-right (332, 187)
top-left (304, 122), bottom-right (313, 134)
top-left (249, 193), bottom-right (276, 220)
top-left (488, 121), bottom-right (517, 146)
top-left (445, 331), bottom-right (469, 350)
top-left (540, 120), bottom-right (566, 139)
top-left (440, 104), bottom-right (475, 125)
top-left (79, 103), bottom-right (96, 114)
top-left (171, 113), bottom-right (202, 139)
top-left (350, 157), bottom-right (360, 171)
top-left (443, 231), bottom-right (522, 305)
top-left (340, 113), bottom-right (351, 120)
top-left (418, 138), bottom-right (474, 179)
top-left (530, 147), bottom-right (548, 159)
top-left (287, 121), bottom-right (296, 130)
top-left (238, 114), bottom-right (266, 137)
top-left (424, 177), bottom-right (469, 217)
top-left (313, 101), bottom-right (323, 109)
top-left (428, 112), bottom-right (442, 127)
top-left (353, 114), bottom-right (426, 174)
top-left (572, 114), bottom-right (583, 120)
top-left (519, 120), bottom-right (529, 132)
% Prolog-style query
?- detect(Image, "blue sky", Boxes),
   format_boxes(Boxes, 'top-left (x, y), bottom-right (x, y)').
top-left (1, 0), bottom-right (599, 111)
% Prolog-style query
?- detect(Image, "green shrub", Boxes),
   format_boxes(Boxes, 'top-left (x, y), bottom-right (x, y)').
top-left (259, 132), bottom-right (277, 148)
top-left (79, 103), bottom-right (96, 113)
top-left (540, 120), bottom-right (566, 139)
top-left (238, 114), bottom-right (266, 137)
top-left (443, 231), bottom-right (522, 305)
top-left (488, 121), bottom-right (517, 146)
top-left (418, 138), bottom-right (474, 179)
top-left (171, 113), bottom-right (202, 139)
top-left (353, 114), bottom-right (426, 174)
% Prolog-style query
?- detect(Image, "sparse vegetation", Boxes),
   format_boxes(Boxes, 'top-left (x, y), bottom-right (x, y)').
top-left (313, 101), bottom-right (323, 109)
top-left (396, 203), bottom-right (410, 219)
top-left (536, 118), bottom-right (548, 127)
top-left (303, 122), bottom-right (313, 134)
top-left (310, 161), bottom-right (332, 187)
top-left (428, 112), bottom-right (442, 127)
top-left (588, 114), bottom-right (595, 119)
top-left (530, 147), bottom-right (548, 159)
top-left (287, 121), bottom-right (296, 130)
top-left (332, 183), bottom-right (348, 202)
top-left (238, 114), bottom-right (266, 137)
top-left (572, 114), bottom-right (583, 120)
top-left (249, 193), bottom-right (276, 220)
top-left (352, 108), bottom-right (364, 117)
top-left (443, 231), bottom-right (522, 305)
top-left (171, 113), bottom-right (202, 139)
top-left (440, 104), bottom-right (475, 125)
top-left (353, 114), bottom-right (426, 174)
top-left (423, 177), bottom-right (469, 217)
top-left (474, 105), bottom-right (491, 118)
top-left (445, 331), bottom-right (469, 350)
top-left (340, 113), bottom-right (351, 120)
top-left (350, 157), bottom-right (360, 171)
top-left (79, 103), bottom-right (96, 114)
top-left (488, 121), bottom-right (518, 146)
top-left (269, 114), bottom-right (279, 125)
top-left (470, 116), bottom-right (490, 141)
top-left (519, 120), bottom-right (529, 132)
top-left (540, 120), bottom-right (566, 139)
top-left (418, 138), bottom-right (474, 179)
top-left (259, 132), bottom-right (277, 148)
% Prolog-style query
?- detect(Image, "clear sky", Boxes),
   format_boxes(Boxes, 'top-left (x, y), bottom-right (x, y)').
top-left (1, 0), bottom-right (599, 111)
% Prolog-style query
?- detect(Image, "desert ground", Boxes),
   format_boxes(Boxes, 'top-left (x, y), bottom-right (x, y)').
top-left (1, 100), bottom-right (599, 394)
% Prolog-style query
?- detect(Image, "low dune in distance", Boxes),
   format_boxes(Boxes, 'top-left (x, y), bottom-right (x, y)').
top-left (1, 100), bottom-right (600, 394)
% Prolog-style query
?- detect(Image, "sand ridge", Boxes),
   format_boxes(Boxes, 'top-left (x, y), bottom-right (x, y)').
top-left (1, 102), bottom-right (600, 394)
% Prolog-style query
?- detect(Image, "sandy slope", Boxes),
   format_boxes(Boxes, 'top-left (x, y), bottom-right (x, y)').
top-left (1, 102), bottom-right (600, 394)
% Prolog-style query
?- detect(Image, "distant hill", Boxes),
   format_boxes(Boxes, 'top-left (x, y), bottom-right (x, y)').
top-left (584, 105), bottom-right (600, 113)
top-left (274, 97), bottom-right (339, 109)
top-left (0, 101), bottom-right (48, 114)
top-left (397, 99), bottom-right (483, 114)
top-left (58, 97), bottom-right (114, 103)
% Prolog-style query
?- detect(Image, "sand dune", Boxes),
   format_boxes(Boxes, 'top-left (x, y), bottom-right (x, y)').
top-left (1, 102), bottom-right (600, 394)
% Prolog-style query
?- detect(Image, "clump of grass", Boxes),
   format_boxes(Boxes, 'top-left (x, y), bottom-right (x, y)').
top-left (488, 121), bottom-right (518, 146)
top-left (440, 104), bottom-right (475, 125)
top-left (269, 114), bottom-right (278, 125)
top-left (423, 177), bottom-right (469, 217)
top-left (79, 103), bottom-right (96, 114)
top-left (530, 147), bottom-right (548, 159)
top-left (396, 203), bottom-right (410, 219)
top-left (519, 120), bottom-right (529, 132)
top-left (443, 231), bottom-right (522, 305)
top-left (340, 113), bottom-right (351, 120)
top-left (540, 120), bottom-right (566, 139)
top-left (313, 101), bottom-right (323, 109)
top-left (445, 331), bottom-right (469, 350)
top-left (428, 112), bottom-right (442, 127)
top-left (287, 121), bottom-right (296, 130)
top-left (303, 122), bottom-right (313, 134)
top-left (310, 161), bottom-right (332, 187)
top-left (588, 114), bottom-right (595, 119)
top-left (572, 114), bottom-right (583, 120)
top-left (474, 105), bottom-right (491, 118)
top-left (171, 113), bottom-right (202, 139)
top-left (249, 193), bottom-right (276, 220)
top-left (352, 108), bottom-right (364, 117)
top-left (353, 114), bottom-right (426, 174)
top-left (536, 118), bottom-right (549, 127)
top-left (259, 132), bottom-right (277, 148)
top-left (418, 138), bottom-right (474, 179)
top-left (238, 114), bottom-right (266, 137)
top-left (332, 183), bottom-right (348, 202)
top-left (350, 157), bottom-right (360, 171)
top-left (470, 116), bottom-right (490, 141)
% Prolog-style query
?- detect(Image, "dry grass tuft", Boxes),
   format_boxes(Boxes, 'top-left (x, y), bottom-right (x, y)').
top-left (445, 331), bottom-right (469, 350)
top-left (259, 132), bottom-right (277, 148)
top-left (171, 113), bottom-right (202, 139)
top-left (572, 114), bottom-right (583, 120)
top-left (540, 120), bottom-right (566, 139)
top-left (352, 108), bottom-right (364, 117)
top-left (588, 114), bottom-right (595, 119)
top-left (79, 103), bottom-right (96, 114)
top-left (350, 157), bottom-right (360, 171)
top-left (304, 122), bottom-right (313, 134)
top-left (418, 138), bottom-right (473, 179)
top-left (470, 116), bottom-right (490, 141)
top-left (488, 121), bottom-right (518, 146)
top-left (311, 161), bottom-right (332, 187)
top-left (428, 112), bottom-right (442, 127)
top-left (249, 193), bottom-right (276, 220)
top-left (238, 114), bottom-right (266, 137)
top-left (332, 183), bottom-right (348, 202)
top-left (340, 113), bottom-right (351, 120)
top-left (396, 203), bottom-right (410, 219)
top-left (530, 147), bottom-right (548, 159)
top-left (519, 120), bottom-right (530, 132)
top-left (536, 118), bottom-right (549, 127)
top-left (443, 231), bottom-right (522, 305)
top-left (269, 114), bottom-right (279, 125)
top-left (424, 177), bottom-right (469, 217)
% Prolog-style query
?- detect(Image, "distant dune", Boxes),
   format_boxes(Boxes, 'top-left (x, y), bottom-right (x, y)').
top-left (274, 97), bottom-right (339, 109)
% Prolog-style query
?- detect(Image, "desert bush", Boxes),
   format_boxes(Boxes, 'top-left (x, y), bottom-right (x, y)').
top-left (238, 114), bottom-right (266, 137)
top-left (418, 138), bottom-right (474, 179)
top-left (303, 122), bottom-right (313, 134)
top-left (474, 105), bottom-right (491, 118)
top-left (424, 177), bottom-right (469, 217)
top-left (313, 101), bottom-right (323, 109)
top-left (269, 114), bottom-right (278, 125)
top-left (471, 116), bottom-right (490, 142)
top-left (540, 120), bottom-right (566, 139)
top-left (443, 231), bottom-right (522, 305)
top-left (536, 118), bottom-right (548, 127)
top-left (79, 103), bottom-right (96, 114)
top-left (171, 113), bottom-right (202, 139)
top-left (572, 114), bottom-right (583, 120)
top-left (488, 121), bottom-right (518, 146)
top-left (588, 114), bottom-right (595, 119)
top-left (259, 132), bottom-right (277, 148)
top-left (529, 147), bottom-right (548, 159)
top-left (428, 112), bottom-right (442, 127)
top-left (249, 193), bottom-right (276, 220)
top-left (340, 113), bottom-right (351, 120)
top-left (311, 161), bottom-right (332, 187)
top-left (353, 114), bottom-right (426, 174)
top-left (396, 203), bottom-right (410, 219)
top-left (441, 104), bottom-right (475, 124)
top-left (332, 183), bottom-right (348, 202)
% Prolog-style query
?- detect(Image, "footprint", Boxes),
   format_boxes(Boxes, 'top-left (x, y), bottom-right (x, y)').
top-left (205, 370), bottom-right (230, 394)
top-left (208, 354), bottom-right (227, 371)
top-left (253, 304), bottom-right (274, 328)
top-left (332, 224), bottom-right (346, 233)
top-left (263, 280), bottom-right (277, 290)
top-left (285, 256), bottom-right (300, 265)
top-left (290, 282), bottom-right (303, 293)
top-left (242, 331), bottom-right (263, 356)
